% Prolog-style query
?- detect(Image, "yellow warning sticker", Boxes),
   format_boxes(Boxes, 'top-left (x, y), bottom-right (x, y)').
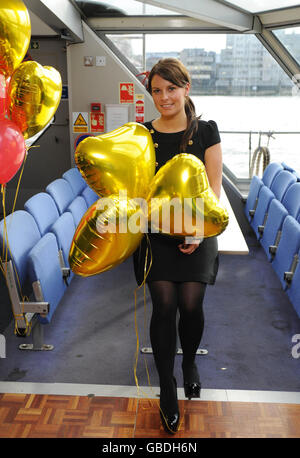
top-left (73, 112), bottom-right (88, 132)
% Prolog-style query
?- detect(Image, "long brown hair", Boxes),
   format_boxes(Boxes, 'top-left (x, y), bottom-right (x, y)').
top-left (147, 58), bottom-right (200, 153)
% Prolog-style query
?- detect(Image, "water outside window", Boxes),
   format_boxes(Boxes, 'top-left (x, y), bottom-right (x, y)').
top-left (107, 31), bottom-right (300, 178)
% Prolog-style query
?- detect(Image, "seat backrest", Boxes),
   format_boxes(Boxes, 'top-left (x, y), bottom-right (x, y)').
top-left (271, 215), bottom-right (300, 290)
top-left (46, 178), bottom-right (75, 214)
top-left (82, 186), bottom-right (98, 208)
top-left (50, 212), bottom-right (76, 268)
top-left (63, 167), bottom-right (87, 196)
top-left (27, 233), bottom-right (67, 324)
top-left (24, 192), bottom-right (59, 236)
top-left (260, 198), bottom-right (288, 261)
top-left (262, 162), bottom-right (284, 188)
top-left (281, 162), bottom-right (296, 174)
top-left (250, 185), bottom-right (274, 239)
top-left (270, 170), bottom-right (297, 201)
top-left (282, 182), bottom-right (300, 218)
top-left (68, 196), bottom-right (88, 227)
top-left (286, 246), bottom-right (300, 319)
top-left (0, 210), bottom-right (41, 287)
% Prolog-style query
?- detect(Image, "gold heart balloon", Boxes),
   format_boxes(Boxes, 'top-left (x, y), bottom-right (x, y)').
top-left (8, 60), bottom-right (62, 139)
top-left (75, 122), bottom-right (156, 198)
top-left (0, 0), bottom-right (31, 78)
top-left (69, 194), bottom-right (143, 277)
top-left (147, 153), bottom-right (229, 238)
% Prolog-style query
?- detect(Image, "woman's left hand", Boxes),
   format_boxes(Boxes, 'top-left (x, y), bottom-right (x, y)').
top-left (178, 241), bottom-right (200, 254)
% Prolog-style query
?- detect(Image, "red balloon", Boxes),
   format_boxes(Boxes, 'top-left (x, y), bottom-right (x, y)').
top-left (0, 119), bottom-right (26, 184)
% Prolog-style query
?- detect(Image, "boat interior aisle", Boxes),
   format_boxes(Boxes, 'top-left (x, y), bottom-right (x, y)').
top-left (1, 229), bottom-right (300, 393)
top-left (1, 0), bottom-right (300, 441)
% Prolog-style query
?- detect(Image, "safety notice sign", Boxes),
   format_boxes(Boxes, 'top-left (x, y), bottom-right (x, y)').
top-left (73, 112), bottom-right (89, 133)
top-left (135, 93), bottom-right (145, 123)
top-left (119, 82), bottom-right (134, 104)
top-left (90, 112), bottom-right (105, 133)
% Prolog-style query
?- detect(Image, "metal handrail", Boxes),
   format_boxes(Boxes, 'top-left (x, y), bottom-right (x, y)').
top-left (219, 130), bottom-right (300, 134)
top-left (219, 129), bottom-right (300, 183)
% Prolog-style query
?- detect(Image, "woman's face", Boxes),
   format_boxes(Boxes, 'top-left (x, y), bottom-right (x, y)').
top-left (150, 74), bottom-right (190, 119)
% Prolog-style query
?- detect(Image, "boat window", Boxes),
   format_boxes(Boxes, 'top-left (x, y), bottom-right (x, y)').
top-left (106, 32), bottom-right (299, 178)
top-left (273, 26), bottom-right (300, 66)
top-left (223, 0), bottom-right (300, 14)
top-left (108, 34), bottom-right (144, 72)
top-left (75, 0), bottom-right (180, 17)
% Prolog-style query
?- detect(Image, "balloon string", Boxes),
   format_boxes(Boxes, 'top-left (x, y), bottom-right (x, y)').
top-left (133, 234), bottom-right (153, 399)
top-left (133, 235), bottom-right (184, 433)
top-left (11, 149), bottom-right (28, 215)
top-left (0, 152), bottom-right (31, 336)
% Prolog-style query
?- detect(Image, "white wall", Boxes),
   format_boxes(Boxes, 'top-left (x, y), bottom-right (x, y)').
top-left (67, 21), bottom-right (158, 165)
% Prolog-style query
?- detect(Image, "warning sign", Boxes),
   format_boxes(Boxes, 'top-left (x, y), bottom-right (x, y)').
top-left (135, 94), bottom-right (144, 123)
top-left (73, 112), bottom-right (89, 133)
top-left (90, 112), bottom-right (105, 133)
top-left (135, 99), bottom-right (144, 114)
top-left (119, 82), bottom-right (134, 104)
top-left (135, 114), bottom-right (144, 123)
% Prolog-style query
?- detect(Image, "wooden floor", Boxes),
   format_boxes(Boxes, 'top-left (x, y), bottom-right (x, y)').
top-left (1, 392), bottom-right (300, 438)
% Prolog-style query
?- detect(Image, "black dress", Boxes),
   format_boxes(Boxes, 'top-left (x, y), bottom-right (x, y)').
top-left (133, 119), bottom-right (221, 285)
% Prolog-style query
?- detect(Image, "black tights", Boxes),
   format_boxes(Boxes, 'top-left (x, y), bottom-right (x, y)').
top-left (148, 280), bottom-right (206, 407)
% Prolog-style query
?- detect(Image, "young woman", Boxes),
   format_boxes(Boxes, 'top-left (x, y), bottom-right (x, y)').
top-left (133, 58), bottom-right (223, 434)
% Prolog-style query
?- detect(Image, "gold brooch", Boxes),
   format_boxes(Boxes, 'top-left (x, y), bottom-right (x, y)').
top-left (150, 129), bottom-right (154, 134)
top-left (154, 143), bottom-right (158, 148)
top-left (188, 140), bottom-right (193, 145)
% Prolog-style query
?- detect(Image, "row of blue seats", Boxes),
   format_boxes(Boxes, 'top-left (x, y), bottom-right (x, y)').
top-left (245, 162), bottom-right (300, 318)
top-left (0, 168), bottom-right (98, 328)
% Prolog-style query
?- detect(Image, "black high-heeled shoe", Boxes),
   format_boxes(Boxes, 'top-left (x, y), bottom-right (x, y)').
top-left (182, 362), bottom-right (201, 400)
top-left (159, 377), bottom-right (180, 434)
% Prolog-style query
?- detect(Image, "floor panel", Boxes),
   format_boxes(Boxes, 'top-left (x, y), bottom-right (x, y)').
top-left (1, 392), bottom-right (300, 438)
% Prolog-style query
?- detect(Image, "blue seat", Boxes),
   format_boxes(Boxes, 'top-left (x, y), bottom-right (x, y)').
top-left (62, 167), bottom-right (87, 197)
top-left (263, 162), bottom-right (284, 187)
top-left (24, 193), bottom-right (59, 236)
top-left (68, 196), bottom-right (88, 227)
top-left (244, 176), bottom-right (264, 222)
top-left (260, 199), bottom-right (288, 261)
top-left (27, 233), bottom-right (67, 324)
top-left (82, 186), bottom-right (98, 207)
top-left (0, 210), bottom-right (41, 287)
top-left (271, 216), bottom-right (300, 291)
top-left (50, 212), bottom-right (76, 280)
top-left (281, 162), bottom-right (300, 181)
top-left (270, 170), bottom-right (297, 201)
top-left (250, 185), bottom-right (274, 239)
top-left (244, 162), bottom-right (283, 222)
top-left (286, 247), bottom-right (300, 318)
top-left (282, 182), bottom-right (300, 218)
top-left (46, 178), bottom-right (75, 214)
top-left (250, 170), bottom-right (297, 239)
top-left (259, 182), bottom-right (300, 259)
